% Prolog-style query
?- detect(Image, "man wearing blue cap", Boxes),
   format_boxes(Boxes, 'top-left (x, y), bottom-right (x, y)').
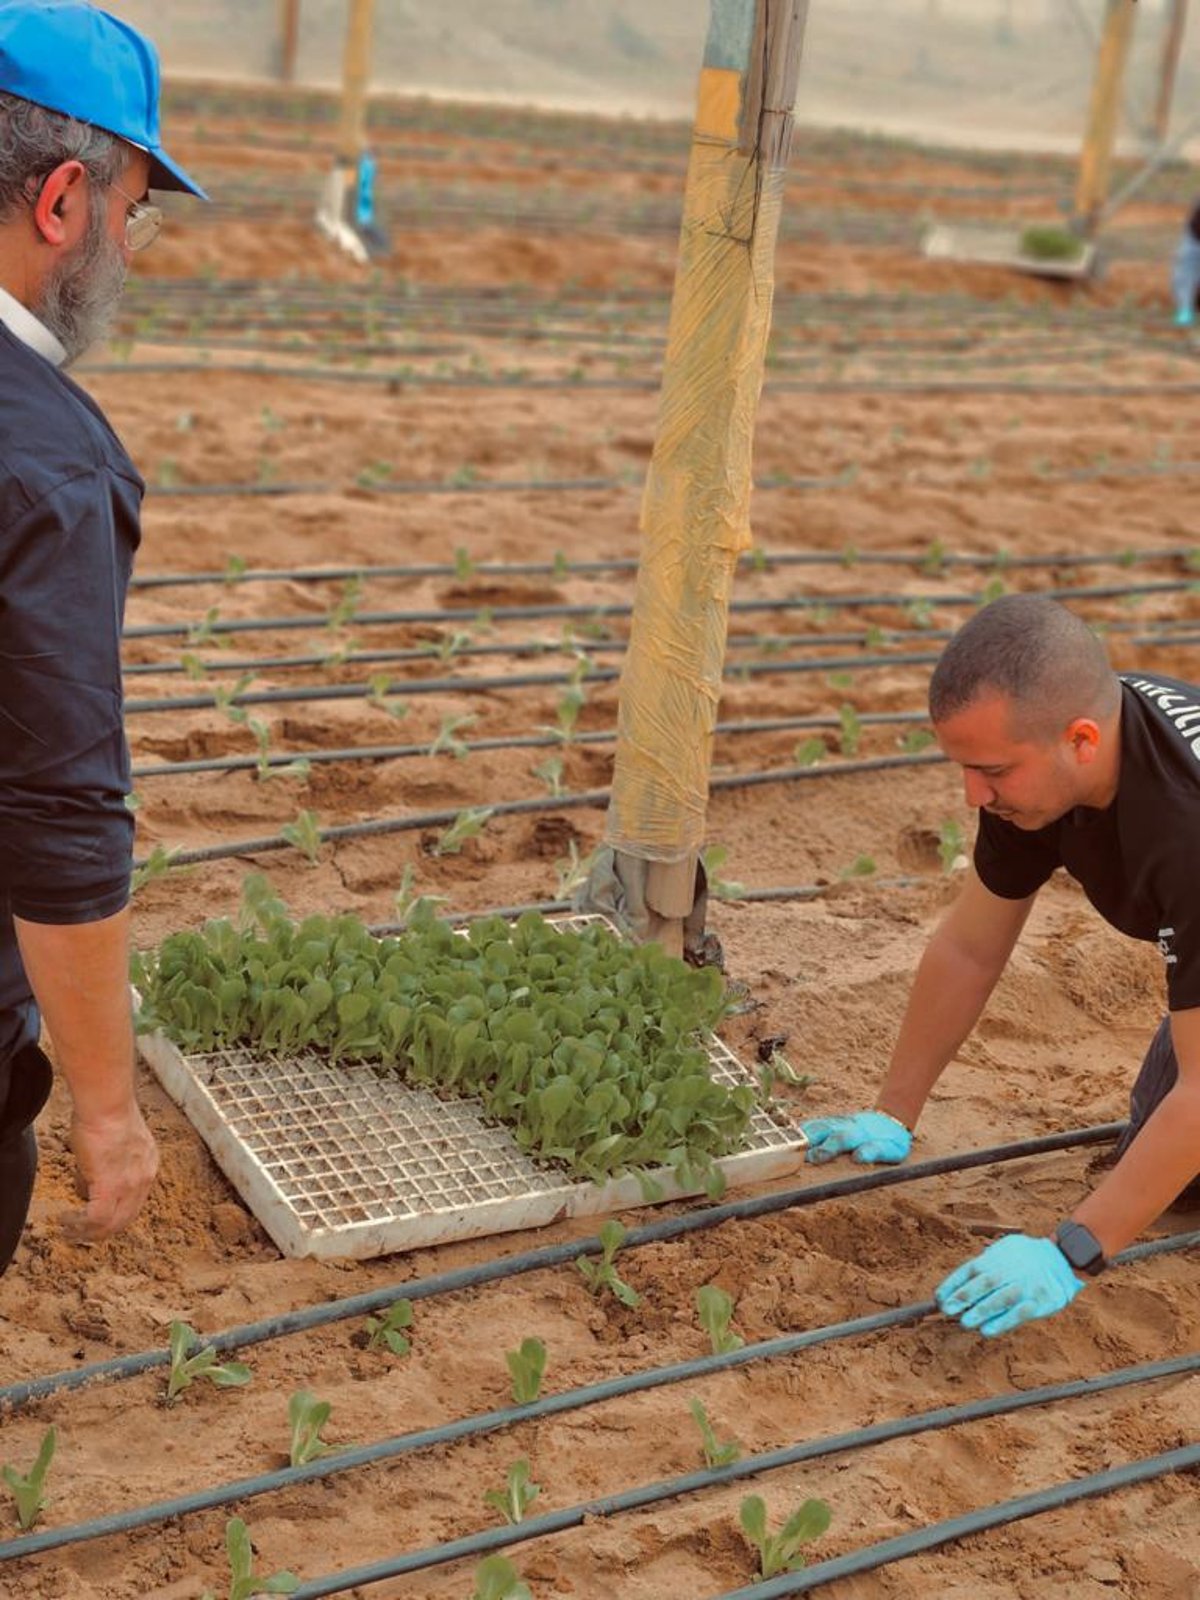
top-left (0, 2), bottom-right (204, 1268)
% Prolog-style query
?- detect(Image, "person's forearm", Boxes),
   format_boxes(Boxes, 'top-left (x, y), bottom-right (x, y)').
top-left (1073, 1081), bottom-right (1200, 1258)
top-left (13, 906), bottom-right (137, 1118)
top-left (877, 927), bottom-right (1006, 1131)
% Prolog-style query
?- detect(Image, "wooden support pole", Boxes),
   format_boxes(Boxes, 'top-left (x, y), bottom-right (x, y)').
top-left (1074, 0), bottom-right (1138, 234)
top-left (1153, 0), bottom-right (1189, 145)
top-left (278, 0), bottom-right (300, 85)
top-left (597, 0), bottom-right (809, 958)
top-left (337, 0), bottom-right (376, 166)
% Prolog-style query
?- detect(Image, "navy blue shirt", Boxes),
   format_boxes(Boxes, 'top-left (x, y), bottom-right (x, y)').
top-left (975, 674), bottom-right (1200, 1011)
top-left (0, 322), bottom-right (141, 1040)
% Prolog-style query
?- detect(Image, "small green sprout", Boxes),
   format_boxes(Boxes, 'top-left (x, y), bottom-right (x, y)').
top-left (327, 576), bottom-right (363, 630)
top-left (906, 598), bottom-right (935, 630)
top-left (483, 1458), bottom-right (540, 1525)
top-left (213, 674), bottom-right (255, 727)
top-left (367, 674), bottom-right (409, 720)
top-left (223, 553), bottom-right (247, 584)
top-left (131, 844), bottom-right (181, 895)
top-left (552, 840), bottom-right (593, 899)
top-left (575, 1219), bottom-right (640, 1307)
top-left (453, 545), bottom-right (475, 579)
top-left (979, 576), bottom-right (1007, 605)
top-left (532, 755), bottom-right (566, 797)
top-left (287, 1390), bottom-right (337, 1468)
top-left (701, 845), bottom-right (746, 902)
top-left (550, 679), bottom-right (587, 743)
top-left (739, 1493), bottom-right (832, 1578)
top-left (899, 728), bottom-right (935, 754)
top-left (186, 606), bottom-right (222, 647)
top-left (429, 713), bottom-right (478, 758)
top-left (551, 549), bottom-right (570, 580)
top-left (199, 1516), bottom-right (299, 1600)
top-left (281, 809), bottom-right (323, 865)
top-left (755, 1050), bottom-right (813, 1104)
top-left (839, 854), bottom-right (877, 879)
top-left (696, 1285), bottom-right (743, 1355)
top-left (248, 720), bottom-right (310, 782)
top-left (837, 704), bottom-right (862, 757)
top-left (938, 819), bottom-right (965, 873)
top-left (180, 652), bottom-right (208, 681)
top-left (689, 1398), bottom-right (740, 1469)
top-left (432, 629), bottom-right (473, 664)
top-left (793, 736), bottom-right (825, 767)
top-left (364, 1298), bottom-right (414, 1356)
top-left (506, 1337), bottom-right (547, 1404)
top-left (393, 863), bottom-right (448, 927)
top-left (433, 806), bottom-right (493, 856)
top-left (2, 1427), bottom-right (56, 1531)
top-left (471, 1555), bottom-right (532, 1600)
top-left (919, 537), bottom-right (946, 576)
top-left (166, 1321), bottom-right (252, 1404)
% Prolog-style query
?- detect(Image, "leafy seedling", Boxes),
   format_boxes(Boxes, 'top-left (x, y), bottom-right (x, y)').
top-left (696, 1285), bottom-right (743, 1355)
top-left (483, 1458), bottom-right (540, 1525)
top-left (575, 1219), bottom-right (640, 1307)
top-left (739, 1493), bottom-right (832, 1578)
top-left (899, 728), bottom-right (935, 755)
top-left (392, 863), bottom-right (448, 927)
top-left (199, 1516), bottom-right (299, 1600)
top-left (432, 629), bottom-right (473, 664)
top-left (532, 755), bottom-right (566, 798)
top-left (838, 703), bottom-right (862, 757)
top-left (367, 674), bottom-right (409, 720)
top-left (281, 809), bottom-right (323, 865)
top-left (287, 1390), bottom-right (337, 1467)
top-left (223, 553), bottom-right (247, 584)
top-left (364, 1298), bottom-right (414, 1356)
top-left (755, 1050), bottom-right (813, 1104)
top-left (506, 1337), bottom-right (547, 1404)
top-left (549, 680), bottom-right (587, 743)
top-left (2, 1427), bottom-right (56, 1531)
top-left (471, 1555), bottom-right (532, 1600)
top-left (131, 844), bottom-right (181, 895)
top-left (793, 737), bottom-right (825, 767)
top-left (248, 720), bottom-right (310, 782)
top-left (429, 713), bottom-right (478, 758)
top-left (166, 1321), bottom-right (252, 1404)
top-left (938, 819), bottom-right (965, 874)
top-left (701, 845), bottom-right (746, 902)
top-left (453, 545), bottom-right (476, 579)
top-left (839, 854), bottom-right (876, 880)
top-left (433, 806), bottom-right (493, 856)
top-left (552, 840), bottom-right (594, 899)
top-left (212, 674), bottom-right (254, 727)
top-left (186, 605), bottom-right (222, 647)
top-left (689, 1398), bottom-right (740, 1469)
top-left (327, 576), bottom-right (363, 630)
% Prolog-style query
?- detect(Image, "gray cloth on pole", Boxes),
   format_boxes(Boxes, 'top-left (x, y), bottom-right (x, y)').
top-left (574, 846), bottom-right (710, 957)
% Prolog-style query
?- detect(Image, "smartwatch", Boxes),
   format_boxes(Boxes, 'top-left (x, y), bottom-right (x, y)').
top-left (1054, 1220), bottom-right (1107, 1278)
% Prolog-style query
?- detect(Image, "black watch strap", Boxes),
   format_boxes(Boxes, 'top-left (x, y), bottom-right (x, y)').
top-left (1055, 1220), bottom-right (1107, 1277)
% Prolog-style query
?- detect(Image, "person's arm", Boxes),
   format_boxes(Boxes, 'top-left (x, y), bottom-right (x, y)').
top-left (13, 907), bottom-right (156, 1239)
top-left (1070, 1006), bottom-right (1200, 1257)
top-left (875, 868), bottom-right (1038, 1130)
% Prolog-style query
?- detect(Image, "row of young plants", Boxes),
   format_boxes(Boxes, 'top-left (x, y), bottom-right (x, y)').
top-left (132, 884), bottom-right (754, 1192)
top-left (2, 1261), bottom-right (830, 1596)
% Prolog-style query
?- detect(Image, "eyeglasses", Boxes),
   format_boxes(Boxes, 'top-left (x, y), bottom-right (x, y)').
top-left (110, 179), bottom-right (163, 253)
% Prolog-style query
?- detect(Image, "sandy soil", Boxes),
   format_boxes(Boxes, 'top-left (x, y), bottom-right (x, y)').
top-left (1, 90), bottom-right (1198, 1600)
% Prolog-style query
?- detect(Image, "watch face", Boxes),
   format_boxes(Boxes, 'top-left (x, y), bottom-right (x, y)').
top-left (1057, 1222), bottom-right (1104, 1274)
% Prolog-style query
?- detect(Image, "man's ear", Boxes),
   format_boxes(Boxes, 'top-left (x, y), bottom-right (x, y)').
top-left (1066, 717), bottom-right (1102, 764)
top-left (32, 161), bottom-right (89, 248)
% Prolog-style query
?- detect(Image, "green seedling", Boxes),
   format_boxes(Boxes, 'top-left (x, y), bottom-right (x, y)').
top-left (327, 576), bottom-right (363, 630)
top-left (287, 1390), bottom-right (337, 1468)
top-left (471, 1555), bottom-right (532, 1600)
top-left (124, 791), bottom-right (140, 813)
top-left (281, 809), bottom-right (323, 865)
top-left (938, 819), bottom-right (965, 874)
top-left (453, 545), bottom-right (475, 579)
top-left (756, 1050), bottom-right (813, 1103)
top-left (156, 457), bottom-right (179, 488)
top-left (223, 553), bottom-right (247, 584)
top-left (550, 680), bottom-right (587, 743)
top-left (840, 543), bottom-right (859, 568)
top-left (186, 606), bottom-right (222, 647)
top-left (839, 854), bottom-right (877, 879)
top-left (739, 1493), bottom-right (832, 1578)
top-left (166, 1321), bottom-right (252, 1403)
top-left (793, 737), bottom-right (825, 767)
top-left (837, 704), bottom-right (862, 758)
top-left (532, 755), bottom-right (566, 798)
top-left (2, 1427), bottom-right (56, 1531)
top-left (506, 1337), bottom-right (547, 1404)
top-left (248, 720), bottom-right (310, 782)
top-left (213, 674), bottom-right (254, 727)
top-left (448, 464), bottom-right (478, 489)
top-left (701, 845), bottom-right (746, 902)
top-left (696, 1285), bottom-right (743, 1355)
top-left (180, 652), bottom-right (209, 682)
top-left (552, 549), bottom-right (570, 580)
top-left (826, 670), bottom-right (852, 691)
top-left (575, 1219), bottom-right (640, 1307)
top-left (433, 806), bottom-right (493, 856)
top-left (431, 629), bottom-right (473, 664)
top-left (364, 1298), bottom-right (413, 1356)
top-left (1019, 224), bottom-right (1084, 264)
top-left (131, 844), bottom-right (181, 895)
top-left (919, 537), bottom-right (946, 576)
top-left (552, 840), bottom-right (593, 899)
top-left (899, 728), bottom-right (935, 755)
top-left (393, 863), bottom-right (448, 927)
top-left (199, 1516), bottom-right (298, 1600)
top-left (483, 1458), bottom-right (540, 1525)
top-left (979, 576), bottom-right (1007, 605)
top-left (429, 713), bottom-right (477, 758)
top-left (367, 674), bottom-right (409, 720)
top-left (906, 598), bottom-right (935, 630)
top-left (689, 1398), bottom-right (740, 1469)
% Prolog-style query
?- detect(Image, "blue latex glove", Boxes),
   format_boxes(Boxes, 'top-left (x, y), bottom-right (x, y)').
top-left (1175, 305), bottom-right (1196, 329)
top-left (936, 1234), bottom-right (1084, 1338)
top-left (801, 1109), bottom-right (912, 1165)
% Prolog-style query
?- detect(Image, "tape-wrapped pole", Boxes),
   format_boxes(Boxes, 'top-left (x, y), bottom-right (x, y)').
top-left (596, 0), bottom-right (808, 955)
top-left (1074, 0), bottom-right (1138, 233)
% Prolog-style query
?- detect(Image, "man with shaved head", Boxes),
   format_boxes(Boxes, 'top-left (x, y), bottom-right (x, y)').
top-left (802, 594), bottom-right (1200, 1337)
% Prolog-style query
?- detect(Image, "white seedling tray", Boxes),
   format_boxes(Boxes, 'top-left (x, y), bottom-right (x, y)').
top-left (138, 922), bottom-right (807, 1259)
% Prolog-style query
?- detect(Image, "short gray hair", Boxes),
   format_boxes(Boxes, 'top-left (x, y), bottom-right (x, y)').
top-left (928, 594), bottom-right (1119, 736)
top-left (0, 92), bottom-right (127, 222)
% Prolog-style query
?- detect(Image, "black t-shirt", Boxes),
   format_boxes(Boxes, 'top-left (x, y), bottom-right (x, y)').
top-left (974, 674), bottom-right (1200, 1011)
top-left (0, 323), bottom-right (141, 1024)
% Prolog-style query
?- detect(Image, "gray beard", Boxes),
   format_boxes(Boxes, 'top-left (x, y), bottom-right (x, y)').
top-left (37, 197), bottom-right (127, 367)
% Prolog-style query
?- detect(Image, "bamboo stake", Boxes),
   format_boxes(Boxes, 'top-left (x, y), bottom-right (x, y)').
top-left (1074, 0), bottom-right (1138, 234)
top-left (278, 0), bottom-right (300, 85)
top-left (1153, 0), bottom-right (1189, 145)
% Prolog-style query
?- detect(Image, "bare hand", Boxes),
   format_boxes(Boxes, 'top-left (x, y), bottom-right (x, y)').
top-left (62, 1102), bottom-right (159, 1241)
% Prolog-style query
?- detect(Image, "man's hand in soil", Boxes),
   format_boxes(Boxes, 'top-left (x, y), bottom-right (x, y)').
top-left (63, 1101), bottom-right (159, 1241)
top-left (936, 1234), bottom-right (1084, 1337)
top-left (800, 1109), bottom-right (912, 1165)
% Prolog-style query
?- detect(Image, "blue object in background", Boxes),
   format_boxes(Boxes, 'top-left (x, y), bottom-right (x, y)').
top-left (355, 150), bottom-right (377, 230)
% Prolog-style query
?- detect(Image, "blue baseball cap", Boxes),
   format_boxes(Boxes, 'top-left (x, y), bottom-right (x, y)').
top-left (0, 2), bottom-right (206, 198)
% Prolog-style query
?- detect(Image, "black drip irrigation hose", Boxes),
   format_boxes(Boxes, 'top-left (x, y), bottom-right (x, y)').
top-left (127, 544), bottom-right (1200, 592)
top-left (135, 753), bottom-right (952, 869)
top-left (0, 1124), bottom-right (1123, 1414)
top-left (121, 579), bottom-right (1194, 643)
top-left (713, 1440), bottom-right (1200, 1599)
top-left (128, 712), bottom-right (932, 781)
